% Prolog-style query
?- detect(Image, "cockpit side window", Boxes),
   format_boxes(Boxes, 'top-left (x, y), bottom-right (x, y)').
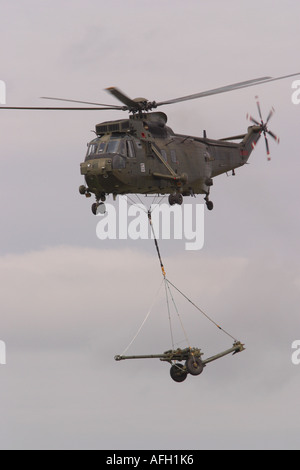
top-left (98, 142), bottom-right (106, 154)
top-left (126, 140), bottom-right (135, 158)
top-left (86, 138), bottom-right (107, 158)
top-left (107, 139), bottom-right (121, 154)
top-left (86, 135), bottom-right (137, 161)
top-left (87, 142), bottom-right (98, 156)
top-left (119, 139), bottom-right (126, 156)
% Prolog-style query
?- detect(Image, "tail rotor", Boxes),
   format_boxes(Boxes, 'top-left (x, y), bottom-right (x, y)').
top-left (247, 96), bottom-right (280, 161)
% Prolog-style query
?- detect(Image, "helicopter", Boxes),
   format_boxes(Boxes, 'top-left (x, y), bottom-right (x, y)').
top-left (1, 73), bottom-right (299, 214)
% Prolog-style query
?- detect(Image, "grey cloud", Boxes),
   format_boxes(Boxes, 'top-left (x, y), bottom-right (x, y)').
top-left (1, 247), bottom-right (300, 449)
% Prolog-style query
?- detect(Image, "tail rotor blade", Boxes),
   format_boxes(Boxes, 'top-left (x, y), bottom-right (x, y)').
top-left (264, 134), bottom-right (271, 159)
top-left (247, 113), bottom-right (260, 126)
top-left (266, 107), bottom-right (275, 124)
top-left (267, 129), bottom-right (280, 143)
top-left (256, 96), bottom-right (263, 122)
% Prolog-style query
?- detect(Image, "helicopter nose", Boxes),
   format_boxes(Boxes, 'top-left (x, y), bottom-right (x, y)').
top-left (80, 157), bottom-right (112, 176)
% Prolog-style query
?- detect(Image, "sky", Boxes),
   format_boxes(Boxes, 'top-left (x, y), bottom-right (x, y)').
top-left (0, 0), bottom-right (300, 450)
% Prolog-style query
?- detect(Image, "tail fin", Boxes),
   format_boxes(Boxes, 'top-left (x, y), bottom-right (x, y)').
top-left (240, 126), bottom-right (262, 162)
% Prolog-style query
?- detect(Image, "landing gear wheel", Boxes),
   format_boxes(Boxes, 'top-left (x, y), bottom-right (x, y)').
top-left (98, 202), bottom-right (106, 214)
top-left (91, 203), bottom-right (98, 215)
top-left (206, 200), bottom-right (214, 211)
top-left (92, 202), bottom-right (106, 215)
top-left (205, 194), bottom-right (214, 211)
top-left (169, 193), bottom-right (183, 206)
top-left (79, 185), bottom-right (86, 195)
top-left (170, 363), bottom-right (188, 383)
top-left (168, 194), bottom-right (176, 206)
top-left (176, 193), bottom-right (183, 206)
top-left (185, 356), bottom-right (204, 376)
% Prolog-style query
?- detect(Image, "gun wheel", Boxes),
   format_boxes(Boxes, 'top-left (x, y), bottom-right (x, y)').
top-left (170, 363), bottom-right (188, 383)
top-left (186, 356), bottom-right (204, 376)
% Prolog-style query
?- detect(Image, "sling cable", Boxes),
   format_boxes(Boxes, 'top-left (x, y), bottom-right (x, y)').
top-left (115, 208), bottom-right (245, 383)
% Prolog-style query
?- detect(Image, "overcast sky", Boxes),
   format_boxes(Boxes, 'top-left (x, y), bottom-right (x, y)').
top-left (0, 0), bottom-right (300, 450)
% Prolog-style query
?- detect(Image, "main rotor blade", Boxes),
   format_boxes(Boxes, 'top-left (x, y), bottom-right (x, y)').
top-left (156, 77), bottom-right (272, 106)
top-left (41, 96), bottom-right (123, 108)
top-left (156, 73), bottom-right (300, 107)
top-left (0, 106), bottom-right (121, 110)
top-left (105, 87), bottom-right (136, 109)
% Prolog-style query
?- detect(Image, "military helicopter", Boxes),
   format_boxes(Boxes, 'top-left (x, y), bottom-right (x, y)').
top-left (1, 73), bottom-right (299, 214)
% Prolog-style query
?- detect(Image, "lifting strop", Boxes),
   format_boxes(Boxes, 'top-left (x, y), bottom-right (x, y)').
top-left (115, 206), bottom-right (245, 383)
